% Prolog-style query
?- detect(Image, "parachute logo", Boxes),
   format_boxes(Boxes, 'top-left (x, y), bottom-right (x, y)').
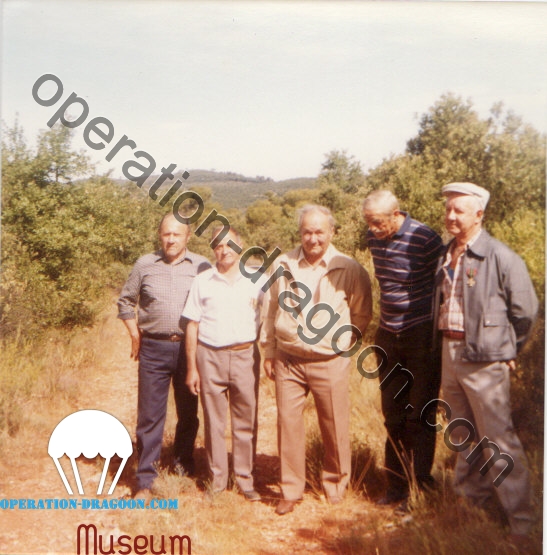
top-left (48, 410), bottom-right (133, 495)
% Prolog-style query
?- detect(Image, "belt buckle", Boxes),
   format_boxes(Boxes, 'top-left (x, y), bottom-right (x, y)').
top-left (169, 334), bottom-right (180, 342)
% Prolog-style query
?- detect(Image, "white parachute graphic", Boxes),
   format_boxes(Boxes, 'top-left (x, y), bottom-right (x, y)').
top-left (48, 409), bottom-right (133, 495)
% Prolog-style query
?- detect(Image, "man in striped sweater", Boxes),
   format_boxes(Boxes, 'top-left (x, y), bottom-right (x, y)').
top-left (363, 190), bottom-right (443, 511)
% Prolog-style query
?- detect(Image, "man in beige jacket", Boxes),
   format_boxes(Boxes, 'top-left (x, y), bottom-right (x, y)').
top-left (261, 204), bottom-right (372, 515)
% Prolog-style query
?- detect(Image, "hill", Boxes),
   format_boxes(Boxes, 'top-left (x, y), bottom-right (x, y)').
top-left (125, 169), bottom-right (318, 209)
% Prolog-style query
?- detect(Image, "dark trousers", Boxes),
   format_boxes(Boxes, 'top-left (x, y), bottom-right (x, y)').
top-left (136, 337), bottom-right (198, 490)
top-left (375, 320), bottom-right (441, 498)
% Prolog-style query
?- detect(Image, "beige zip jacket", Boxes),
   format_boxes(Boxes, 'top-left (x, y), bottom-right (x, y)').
top-left (260, 245), bottom-right (373, 360)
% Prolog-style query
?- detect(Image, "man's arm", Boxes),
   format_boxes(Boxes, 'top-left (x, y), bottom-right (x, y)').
top-left (117, 261), bottom-right (143, 359)
top-left (423, 229), bottom-right (444, 272)
top-left (185, 320), bottom-right (200, 395)
top-left (181, 276), bottom-right (205, 394)
top-left (259, 273), bottom-right (280, 379)
top-left (504, 252), bottom-right (539, 352)
top-left (348, 263), bottom-right (373, 339)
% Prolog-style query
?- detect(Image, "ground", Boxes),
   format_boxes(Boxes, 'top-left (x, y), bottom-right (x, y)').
top-left (0, 302), bottom-right (540, 554)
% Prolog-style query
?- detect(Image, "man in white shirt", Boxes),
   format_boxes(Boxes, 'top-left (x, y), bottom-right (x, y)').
top-left (183, 226), bottom-right (263, 501)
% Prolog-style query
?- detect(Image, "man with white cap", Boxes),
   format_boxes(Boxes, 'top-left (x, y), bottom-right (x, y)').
top-left (436, 182), bottom-right (538, 545)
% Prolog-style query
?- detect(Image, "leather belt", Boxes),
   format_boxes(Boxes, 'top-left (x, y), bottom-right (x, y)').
top-left (142, 331), bottom-right (183, 342)
top-left (443, 330), bottom-right (465, 340)
top-left (199, 340), bottom-right (254, 351)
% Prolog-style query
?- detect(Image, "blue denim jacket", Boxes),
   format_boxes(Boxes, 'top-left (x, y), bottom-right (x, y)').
top-left (434, 230), bottom-right (538, 362)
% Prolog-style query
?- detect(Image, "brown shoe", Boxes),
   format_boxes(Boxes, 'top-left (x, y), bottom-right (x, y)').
top-left (134, 488), bottom-right (152, 503)
top-left (275, 499), bottom-right (299, 515)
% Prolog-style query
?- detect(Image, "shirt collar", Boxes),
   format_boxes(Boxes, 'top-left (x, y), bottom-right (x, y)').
top-left (392, 211), bottom-right (411, 238)
top-left (297, 243), bottom-right (334, 268)
top-left (443, 229), bottom-right (483, 267)
top-left (155, 249), bottom-right (192, 265)
top-left (210, 265), bottom-right (243, 283)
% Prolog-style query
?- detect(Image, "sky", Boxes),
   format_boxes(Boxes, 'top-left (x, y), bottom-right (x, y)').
top-left (2, 0), bottom-right (547, 182)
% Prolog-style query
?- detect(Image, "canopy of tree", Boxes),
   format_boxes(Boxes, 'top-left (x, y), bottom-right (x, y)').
top-left (1, 95), bottom-right (544, 441)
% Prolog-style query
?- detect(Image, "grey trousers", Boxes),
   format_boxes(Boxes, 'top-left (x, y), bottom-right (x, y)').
top-left (441, 338), bottom-right (534, 535)
top-left (197, 342), bottom-right (259, 492)
top-left (274, 352), bottom-right (351, 502)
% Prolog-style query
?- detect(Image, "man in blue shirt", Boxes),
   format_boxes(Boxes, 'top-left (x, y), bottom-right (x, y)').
top-left (363, 190), bottom-right (443, 510)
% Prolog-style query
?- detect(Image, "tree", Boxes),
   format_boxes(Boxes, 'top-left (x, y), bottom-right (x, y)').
top-left (1, 117), bottom-right (40, 187)
top-left (35, 124), bottom-right (91, 186)
top-left (318, 150), bottom-right (365, 194)
top-left (1, 122), bottom-right (160, 337)
top-left (368, 93), bottom-right (546, 227)
top-left (406, 94), bottom-right (491, 184)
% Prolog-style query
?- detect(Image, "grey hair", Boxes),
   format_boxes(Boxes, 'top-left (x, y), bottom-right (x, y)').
top-left (211, 225), bottom-right (241, 243)
top-left (362, 190), bottom-right (400, 215)
top-left (445, 193), bottom-right (485, 216)
top-left (297, 204), bottom-right (335, 230)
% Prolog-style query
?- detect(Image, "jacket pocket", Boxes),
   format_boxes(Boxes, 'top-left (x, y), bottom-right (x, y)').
top-left (483, 312), bottom-right (508, 327)
top-left (481, 311), bottom-right (512, 355)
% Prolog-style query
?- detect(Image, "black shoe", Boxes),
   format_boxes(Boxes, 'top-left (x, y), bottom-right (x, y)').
top-left (242, 489), bottom-right (261, 502)
top-left (394, 499), bottom-right (410, 515)
top-left (418, 476), bottom-right (438, 494)
top-left (376, 492), bottom-right (407, 506)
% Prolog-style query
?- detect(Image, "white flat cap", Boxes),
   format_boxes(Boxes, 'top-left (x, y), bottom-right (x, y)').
top-left (442, 182), bottom-right (490, 210)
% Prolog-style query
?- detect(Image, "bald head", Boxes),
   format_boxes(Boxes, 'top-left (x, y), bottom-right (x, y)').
top-left (158, 213), bottom-right (191, 263)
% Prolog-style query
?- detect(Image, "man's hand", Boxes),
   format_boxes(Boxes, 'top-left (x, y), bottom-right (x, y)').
top-left (264, 358), bottom-right (276, 380)
top-left (122, 319), bottom-right (141, 360)
top-left (130, 334), bottom-right (141, 360)
top-left (186, 368), bottom-right (200, 395)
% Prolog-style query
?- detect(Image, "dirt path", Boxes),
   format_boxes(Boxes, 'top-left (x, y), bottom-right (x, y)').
top-left (1, 302), bottom-right (379, 555)
top-left (2, 302), bottom-right (534, 555)
top-left (0, 302), bottom-right (141, 554)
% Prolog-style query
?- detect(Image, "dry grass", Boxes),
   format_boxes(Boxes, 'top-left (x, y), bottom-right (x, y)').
top-left (0, 305), bottom-right (543, 554)
top-left (0, 329), bottom-right (92, 448)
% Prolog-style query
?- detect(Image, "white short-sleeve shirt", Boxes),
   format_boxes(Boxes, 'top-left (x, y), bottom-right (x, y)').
top-left (182, 266), bottom-right (265, 348)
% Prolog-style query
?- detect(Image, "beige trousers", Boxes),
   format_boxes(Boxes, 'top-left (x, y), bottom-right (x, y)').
top-left (442, 338), bottom-right (534, 535)
top-left (197, 343), bottom-right (259, 492)
top-left (274, 352), bottom-right (351, 502)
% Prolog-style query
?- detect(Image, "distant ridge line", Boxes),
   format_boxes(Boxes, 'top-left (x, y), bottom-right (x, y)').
top-left (114, 169), bottom-right (317, 209)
